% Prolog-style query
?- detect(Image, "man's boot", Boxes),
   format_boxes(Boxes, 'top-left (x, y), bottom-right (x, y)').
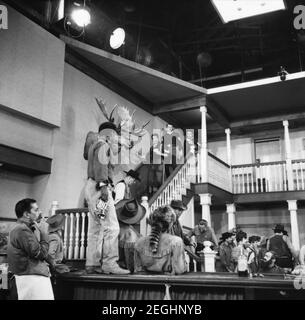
top-left (101, 264), bottom-right (130, 275)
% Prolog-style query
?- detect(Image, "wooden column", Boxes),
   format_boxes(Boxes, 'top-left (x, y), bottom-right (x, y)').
top-left (199, 193), bottom-right (212, 226)
top-left (283, 120), bottom-right (294, 191)
top-left (287, 200), bottom-right (300, 251)
top-left (226, 203), bottom-right (236, 231)
top-left (140, 196), bottom-right (150, 236)
top-left (200, 106), bottom-right (208, 183)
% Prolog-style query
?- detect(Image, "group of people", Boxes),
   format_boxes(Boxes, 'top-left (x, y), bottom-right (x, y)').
top-left (217, 224), bottom-right (303, 276)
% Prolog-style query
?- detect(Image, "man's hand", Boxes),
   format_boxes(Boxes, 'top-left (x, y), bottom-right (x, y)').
top-left (34, 219), bottom-right (49, 235)
top-left (100, 185), bottom-right (109, 202)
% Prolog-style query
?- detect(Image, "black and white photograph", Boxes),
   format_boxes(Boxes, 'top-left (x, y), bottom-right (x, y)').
top-left (1, 0), bottom-right (305, 311)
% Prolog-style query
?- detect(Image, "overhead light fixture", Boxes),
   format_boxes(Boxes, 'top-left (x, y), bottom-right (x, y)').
top-left (211, 0), bottom-right (286, 23)
top-left (70, 3), bottom-right (91, 27)
top-left (109, 27), bottom-right (126, 49)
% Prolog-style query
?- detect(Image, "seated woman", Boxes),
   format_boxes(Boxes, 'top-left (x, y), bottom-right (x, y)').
top-left (134, 206), bottom-right (187, 275)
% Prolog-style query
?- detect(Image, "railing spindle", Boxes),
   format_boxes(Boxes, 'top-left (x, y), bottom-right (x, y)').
top-left (68, 213), bottom-right (74, 259)
top-left (80, 212), bottom-right (86, 259)
top-left (74, 212), bottom-right (80, 259)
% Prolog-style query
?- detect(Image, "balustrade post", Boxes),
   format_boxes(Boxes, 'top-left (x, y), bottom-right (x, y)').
top-left (199, 193), bottom-right (212, 226)
top-left (200, 106), bottom-right (208, 183)
top-left (63, 213), bottom-right (69, 259)
top-left (226, 203), bottom-right (236, 231)
top-left (74, 212), bottom-right (80, 259)
top-left (287, 200), bottom-right (300, 251)
top-left (283, 120), bottom-right (294, 190)
top-left (141, 196), bottom-right (150, 236)
top-left (68, 213), bottom-right (74, 259)
top-left (80, 212), bottom-right (86, 259)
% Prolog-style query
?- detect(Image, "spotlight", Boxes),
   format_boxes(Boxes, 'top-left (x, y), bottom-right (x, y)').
top-left (71, 5), bottom-right (91, 27)
top-left (278, 66), bottom-right (288, 81)
top-left (109, 27), bottom-right (126, 49)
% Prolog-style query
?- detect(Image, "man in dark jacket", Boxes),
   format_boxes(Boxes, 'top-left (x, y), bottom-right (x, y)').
top-left (7, 198), bottom-right (54, 300)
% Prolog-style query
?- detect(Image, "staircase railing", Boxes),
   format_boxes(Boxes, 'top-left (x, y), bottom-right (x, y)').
top-left (149, 152), bottom-right (197, 213)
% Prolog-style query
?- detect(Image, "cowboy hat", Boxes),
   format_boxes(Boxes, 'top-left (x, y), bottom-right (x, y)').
top-left (170, 200), bottom-right (187, 211)
top-left (273, 224), bottom-right (287, 233)
top-left (116, 199), bottom-right (146, 225)
top-left (123, 170), bottom-right (141, 182)
top-left (46, 214), bottom-right (65, 233)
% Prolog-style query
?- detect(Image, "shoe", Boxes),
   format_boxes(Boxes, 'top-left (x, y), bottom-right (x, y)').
top-left (102, 265), bottom-right (130, 275)
top-left (85, 267), bottom-right (103, 274)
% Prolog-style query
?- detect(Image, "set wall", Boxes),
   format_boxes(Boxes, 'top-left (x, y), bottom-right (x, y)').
top-left (0, 4), bottom-right (65, 127)
top-left (208, 128), bottom-right (305, 165)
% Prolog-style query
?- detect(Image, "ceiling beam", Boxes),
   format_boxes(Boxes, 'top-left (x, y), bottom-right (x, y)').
top-left (152, 95), bottom-right (206, 115)
top-left (230, 111), bottom-right (305, 128)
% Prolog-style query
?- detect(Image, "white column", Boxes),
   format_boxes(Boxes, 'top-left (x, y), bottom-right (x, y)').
top-left (283, 120), bottom-right (294, 190)
top-left (287, 200), bottom-right (300, 251)
top-left (226, 203), bottom-right (236, 231)
top-left (199, 193), bottom-right (212, 226)
top-left (225, 128), bottom-right (233, 192)
top-left (140, 196), bottom-right (150, 236)
top-left (200, 106), bottom-right (208, 182)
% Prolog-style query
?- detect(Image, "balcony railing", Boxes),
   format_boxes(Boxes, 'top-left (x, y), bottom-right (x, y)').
top-left (232, 159), bottom-right (305, 193)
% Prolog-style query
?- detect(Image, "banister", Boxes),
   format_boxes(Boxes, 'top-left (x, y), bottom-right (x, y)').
top-left (207, 152), bottom-right (230, 168)
top-left (232, 160), bottom-right (286, 169)
top-left (56, 208), bottom-right (88, 214)
top-left (148, 152), bottom-right (194, 206)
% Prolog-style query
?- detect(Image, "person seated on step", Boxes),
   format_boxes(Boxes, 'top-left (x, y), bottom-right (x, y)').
top-left (134, 206), bottom-right (187, 275)
top-left (259, 251), bottom-right (285, 275)
top-left (46, 214), bottom-right (70, 274)
top-left (168, 200), bottom-right (193, 249)
top-left (116, 199), bottom-right (146, 273)
top-left (187, 219), bottom-right (218, 254)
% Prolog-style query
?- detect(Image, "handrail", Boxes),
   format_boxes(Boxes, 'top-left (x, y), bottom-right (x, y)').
top-left (232, 160), bottom-right (286, 169)
top-left (207, 152), bottom-right (230, 168)
top-left (56, 208), bottom-right (88, 214)
top-left (292, 159), bottom-right (305, 163)
top-left (148, 152), bottom-right (194, 206)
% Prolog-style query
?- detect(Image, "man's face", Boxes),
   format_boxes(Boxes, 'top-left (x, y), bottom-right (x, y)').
top-left (227, 236), bottom-right (234, 244)
top-left (25, 202), bottom-right (41, 224)
top-left (174, 208), bottom-right (184, 219)
top-left (126, 176), bottom-right (136, 186)
top-left (165, 125), bottom-right (173, 134)
top-left (198, 224), bottom-right (207, 233)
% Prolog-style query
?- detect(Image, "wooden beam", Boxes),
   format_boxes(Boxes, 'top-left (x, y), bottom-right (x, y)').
top-left (206, 96), bottom-right (230, 129)
top-left (153, 95), bottom-right (206, 115)
top-left (230, 111), bottom-right (305, 128)
top-left (234, 190), bottom-right (305, 204)
top-left (0, 144), bottom-right (52, 175)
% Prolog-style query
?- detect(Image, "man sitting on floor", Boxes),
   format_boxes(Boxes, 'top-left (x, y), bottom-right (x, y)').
top-left (259, 251), bottom-right (285, 274)
top-left (134, 206), bottom-right (187, 275)
top-left (116, 199), bottom-right (146, 273)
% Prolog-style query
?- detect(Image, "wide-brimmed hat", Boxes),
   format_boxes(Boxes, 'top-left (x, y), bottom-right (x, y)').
top-left (123, 170), bottom-right (141, 182)
top-left (46, 214), bottom-right (65, 232)
top-left (116, 199), bottom-right (146, 225)
top-left (170, 200), bottom-right (187, 211)
top-left (273, 224), bottom-right (287, 233)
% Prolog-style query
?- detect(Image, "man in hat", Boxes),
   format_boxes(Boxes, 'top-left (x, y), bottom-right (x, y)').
top-left (116, 199), bottom-right (146, 272)
top-left (83, 122), bottom-right (130, 275)
top-left (219, 232), bottom-right (235, 272)
top-left (267, 224), bottom-right (297, 269)
top-left (187, 219), bottom-right (218, 253)
top-left (168, 200), bottom-right (192, 247)
top-left (113, 170), bottom-right (141, 205)
top-left (46, 214), bottom-right (69, 273)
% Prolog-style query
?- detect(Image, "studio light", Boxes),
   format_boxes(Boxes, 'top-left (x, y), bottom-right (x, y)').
top-left (71, 6), bottom-right (91, 27)
top-left (211, 0), bottom-right (286, 23)
top-left (110, 27), bottom-right (126, 49)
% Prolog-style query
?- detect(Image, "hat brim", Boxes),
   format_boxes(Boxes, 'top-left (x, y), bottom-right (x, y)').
top-left (171, 205), bottom-right (187, 211)
top-left (116, 199), bottom-right (146, 225)
top-left (123, 171), bottom-right (141, 182)
top-left (48, 216), bottom-right (65, 233)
